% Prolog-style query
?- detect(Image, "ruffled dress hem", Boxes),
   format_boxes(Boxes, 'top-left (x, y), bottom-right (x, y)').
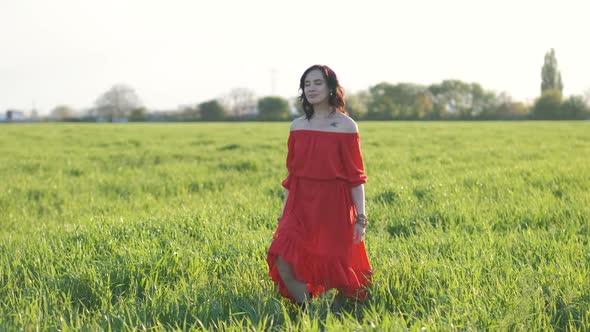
top-left (267, 234), bottom-right (372, 301)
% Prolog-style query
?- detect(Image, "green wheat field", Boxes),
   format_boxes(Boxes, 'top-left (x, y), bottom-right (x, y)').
top-left (1, 122), bottom-right (589, 331)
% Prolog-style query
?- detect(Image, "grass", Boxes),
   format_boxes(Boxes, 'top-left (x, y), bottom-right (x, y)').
top-left (0, 121), bottom-right (589, 330)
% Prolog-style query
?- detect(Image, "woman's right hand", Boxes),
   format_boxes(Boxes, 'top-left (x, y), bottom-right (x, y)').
top-left (353, 223), bottom-right (366, 244)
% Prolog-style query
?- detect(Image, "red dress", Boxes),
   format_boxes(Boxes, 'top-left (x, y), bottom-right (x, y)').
top-left (267, 130), bottom-right (373, 301)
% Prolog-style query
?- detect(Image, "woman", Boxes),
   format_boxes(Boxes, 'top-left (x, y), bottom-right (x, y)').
top-left (267, 64), bottom-right (372, 311)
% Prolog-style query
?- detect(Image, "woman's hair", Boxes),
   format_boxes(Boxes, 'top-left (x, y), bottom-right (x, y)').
top-left (298, 64), bottom-right (347, 119)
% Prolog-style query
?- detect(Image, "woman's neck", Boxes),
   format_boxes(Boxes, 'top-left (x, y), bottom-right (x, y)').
top-left (313, 102), bottom-right (333, 119)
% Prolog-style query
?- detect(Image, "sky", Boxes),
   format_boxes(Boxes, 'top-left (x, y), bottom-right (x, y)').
top-left (1, 0), bottom-right (589, 115)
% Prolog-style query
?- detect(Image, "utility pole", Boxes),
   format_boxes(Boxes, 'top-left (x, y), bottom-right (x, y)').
top-left (270, 68), bottom-right (278, 96)
top-left (31, 99), bottom-right (38, 120)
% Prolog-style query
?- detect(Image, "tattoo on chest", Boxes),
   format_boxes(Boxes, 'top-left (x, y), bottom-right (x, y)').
top-left (330, 122), bottom-right (339, 127)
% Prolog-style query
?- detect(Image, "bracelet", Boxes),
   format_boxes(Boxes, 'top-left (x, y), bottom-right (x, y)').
top-left (355, 214), bottom-right (368, 227)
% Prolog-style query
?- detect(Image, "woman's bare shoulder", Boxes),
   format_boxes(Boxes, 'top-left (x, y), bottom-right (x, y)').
top-left (290, 116), bottom-right (307, 131)
top-left (335, 113), bottom-right (359, 133)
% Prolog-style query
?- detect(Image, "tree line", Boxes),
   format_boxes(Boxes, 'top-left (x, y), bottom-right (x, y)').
top-left (49, 49), bottom-right (590, 122)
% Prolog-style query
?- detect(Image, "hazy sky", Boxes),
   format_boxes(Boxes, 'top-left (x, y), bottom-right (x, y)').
top-left (1, 0), bottom-right (589, 114)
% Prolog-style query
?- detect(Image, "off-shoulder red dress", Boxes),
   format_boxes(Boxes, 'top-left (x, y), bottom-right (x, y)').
top-left (267, 130), bottom-right (372, 301)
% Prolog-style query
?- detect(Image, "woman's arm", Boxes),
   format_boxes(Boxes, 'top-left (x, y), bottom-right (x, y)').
top-left (351, 184), bottom-right (366, 244)
top-left (351, 184), bottom-right (365, 215)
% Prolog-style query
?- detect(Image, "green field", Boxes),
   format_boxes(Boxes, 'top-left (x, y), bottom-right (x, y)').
top-left (1, 122), bottom-right (589, 331)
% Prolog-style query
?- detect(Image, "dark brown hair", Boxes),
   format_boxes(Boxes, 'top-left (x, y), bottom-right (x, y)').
top-left (298, 64), bottom-right (347, 119)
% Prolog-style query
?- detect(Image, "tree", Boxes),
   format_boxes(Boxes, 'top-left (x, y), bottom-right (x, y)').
top-left (476, 92), bottom-right (530, 120)
top-left (257, 96), bottom-right (290, 121)
top-left (414, 90), bottom-right (435, 119)
top-left (50, 105), bottom-right (76, 121)
top-left (345, 90), bottom-right (369, 119)
top-left (366, 82), bottom-right (433, 120)
top-left (507, 102), bottom-right (531, 119)
top-left (531, 89), bottom-right (562, 119)
top-left (180, 106), bottom-right (200, 121)
top-left (561, 95), bottom-right (590, 119)
top-left (390, 83), bottom-right (432, 119)
top-left (198, 100), bottom-right (226, 121)
top-left (129, 107), bottom-right (147, 121)
top-left (223, 87), bottom-right (257, 120)
top-left (428, 80), bottom-right (493, 119)
top-left (366, 82), bottom-right (399, 120)
top-left (95, 84), bottom-right (142, 121)
top-left (291, 96), bottom-right (304, 116)
top-left (541, 48), bottom-right (563, 94)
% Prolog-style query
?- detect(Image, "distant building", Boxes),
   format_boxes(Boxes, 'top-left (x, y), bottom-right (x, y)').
top-left (6, 110), bottom-right (26, 121)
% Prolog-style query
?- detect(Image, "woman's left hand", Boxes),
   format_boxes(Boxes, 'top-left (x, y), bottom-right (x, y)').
top-left (353, 223), bottom-right (366, 244)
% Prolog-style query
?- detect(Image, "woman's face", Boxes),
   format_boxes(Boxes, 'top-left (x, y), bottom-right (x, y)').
top-left (303, 69), bottom-right (330, 105)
